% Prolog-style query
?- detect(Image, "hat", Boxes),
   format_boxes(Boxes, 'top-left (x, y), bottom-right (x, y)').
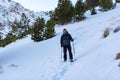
top-left (63, 28), bottom-right (67, 31)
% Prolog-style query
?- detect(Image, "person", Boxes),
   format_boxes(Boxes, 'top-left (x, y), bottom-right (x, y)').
top-left (60, 28), bottom-right (74, 62)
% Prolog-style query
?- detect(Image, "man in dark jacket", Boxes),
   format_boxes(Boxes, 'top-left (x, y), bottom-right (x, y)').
top-left (60, 28), bottom-right (74, 62)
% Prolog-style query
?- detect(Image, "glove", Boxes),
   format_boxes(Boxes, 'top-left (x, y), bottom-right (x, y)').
top-left (71, 39), bottom-right (74, 42)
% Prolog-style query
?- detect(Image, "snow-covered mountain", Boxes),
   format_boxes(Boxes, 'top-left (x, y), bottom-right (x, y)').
top-left (0, 0), bottom-right (49, 35)
top-left (0, 1), bottom-right (120, 80)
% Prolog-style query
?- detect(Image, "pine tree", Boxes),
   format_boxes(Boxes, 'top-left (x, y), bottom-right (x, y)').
top-left (11, 13), bottom-right (30, 38)
top-left (0, 33), bottom-right (2, 42)
top-left (85, 0), bottom-right (99, 8)
top-left (74, 0), bottom-right (86, 21)
top-left (54, 0), bottom-right (74, 25)
top-left (0, 33), bottom-right (2, 47)
top-left (44, 19), bottom-right (55, 39)
top-left (85, 0), bottom-right (98, 15)
top-left (12, 19), bottom-right (23, 36)
top-left (49, 11), bottom-right (57, 24)
top-left (31, 18), bottom-right (45, 42)
top-left (116, 0), bottom-right (120, 3)
top-left (20, 13), bottom-right (30, 32)
top-left (99, 0), bottom-right (113, 11)
top-left (2, 32), bottom-right (17, 47)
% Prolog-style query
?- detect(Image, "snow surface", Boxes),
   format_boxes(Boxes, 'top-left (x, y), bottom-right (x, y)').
top-left (0, 3), bottom-right (120, 80)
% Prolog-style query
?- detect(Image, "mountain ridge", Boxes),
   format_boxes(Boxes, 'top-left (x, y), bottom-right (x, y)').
top-left (0, 0), bottom-right (49, 35)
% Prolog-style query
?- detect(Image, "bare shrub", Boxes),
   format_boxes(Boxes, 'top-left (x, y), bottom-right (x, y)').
top-left (103, 28), bottom-right (110, 38)
top-left (113, 27), bottom-right (120, 33)
top-left (116, 53), bottom-right (120, 60)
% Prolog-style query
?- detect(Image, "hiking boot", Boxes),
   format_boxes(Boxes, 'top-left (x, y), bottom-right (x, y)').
top-left (64, 60), bottom-right (67, 62)
top-left (70, 59), bottom-right (74, 62)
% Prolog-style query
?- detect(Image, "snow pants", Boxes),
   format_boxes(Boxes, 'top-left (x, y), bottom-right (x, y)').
top-left (63, 45), bottom-right (73, 61)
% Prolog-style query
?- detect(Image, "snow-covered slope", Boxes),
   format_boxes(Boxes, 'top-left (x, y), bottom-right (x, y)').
top-left (0, 0), bottom-right (49, 35)
top-left (0, 3), bottom-right (120, 80)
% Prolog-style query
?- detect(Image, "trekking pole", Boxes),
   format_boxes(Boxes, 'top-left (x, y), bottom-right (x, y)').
top-left (72, 41), bottom-right (76, 61)
top-left (61, 47), bottom-right (63, 61)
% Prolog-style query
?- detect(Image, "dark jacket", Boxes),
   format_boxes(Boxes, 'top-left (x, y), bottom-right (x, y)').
top-left (61, 32), bottom-right (73, 47)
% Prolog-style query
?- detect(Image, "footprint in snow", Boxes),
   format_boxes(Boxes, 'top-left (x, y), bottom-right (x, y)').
top-left (9, 64), bottom-right (18, 68)
top-left (53, 62), bottom-right (74, 80)
top-left (0, 66), bottom-right (4, 74)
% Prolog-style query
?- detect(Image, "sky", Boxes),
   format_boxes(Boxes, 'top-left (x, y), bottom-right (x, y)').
top-left (12, 0), bottom-right (77, 12)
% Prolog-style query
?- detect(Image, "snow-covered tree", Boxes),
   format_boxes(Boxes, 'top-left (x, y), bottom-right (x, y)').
top-left (11, 13), bottom-right (30, 38)
top-left (20, 13), bottom-right (30, 32)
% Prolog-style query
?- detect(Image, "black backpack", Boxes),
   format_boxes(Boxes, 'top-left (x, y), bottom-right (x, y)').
top-left (62, 35), bottom-right (70, 46)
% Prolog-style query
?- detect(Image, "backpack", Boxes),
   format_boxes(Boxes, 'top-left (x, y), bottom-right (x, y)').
top-left (62, 35), bottom-right (70, 46)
